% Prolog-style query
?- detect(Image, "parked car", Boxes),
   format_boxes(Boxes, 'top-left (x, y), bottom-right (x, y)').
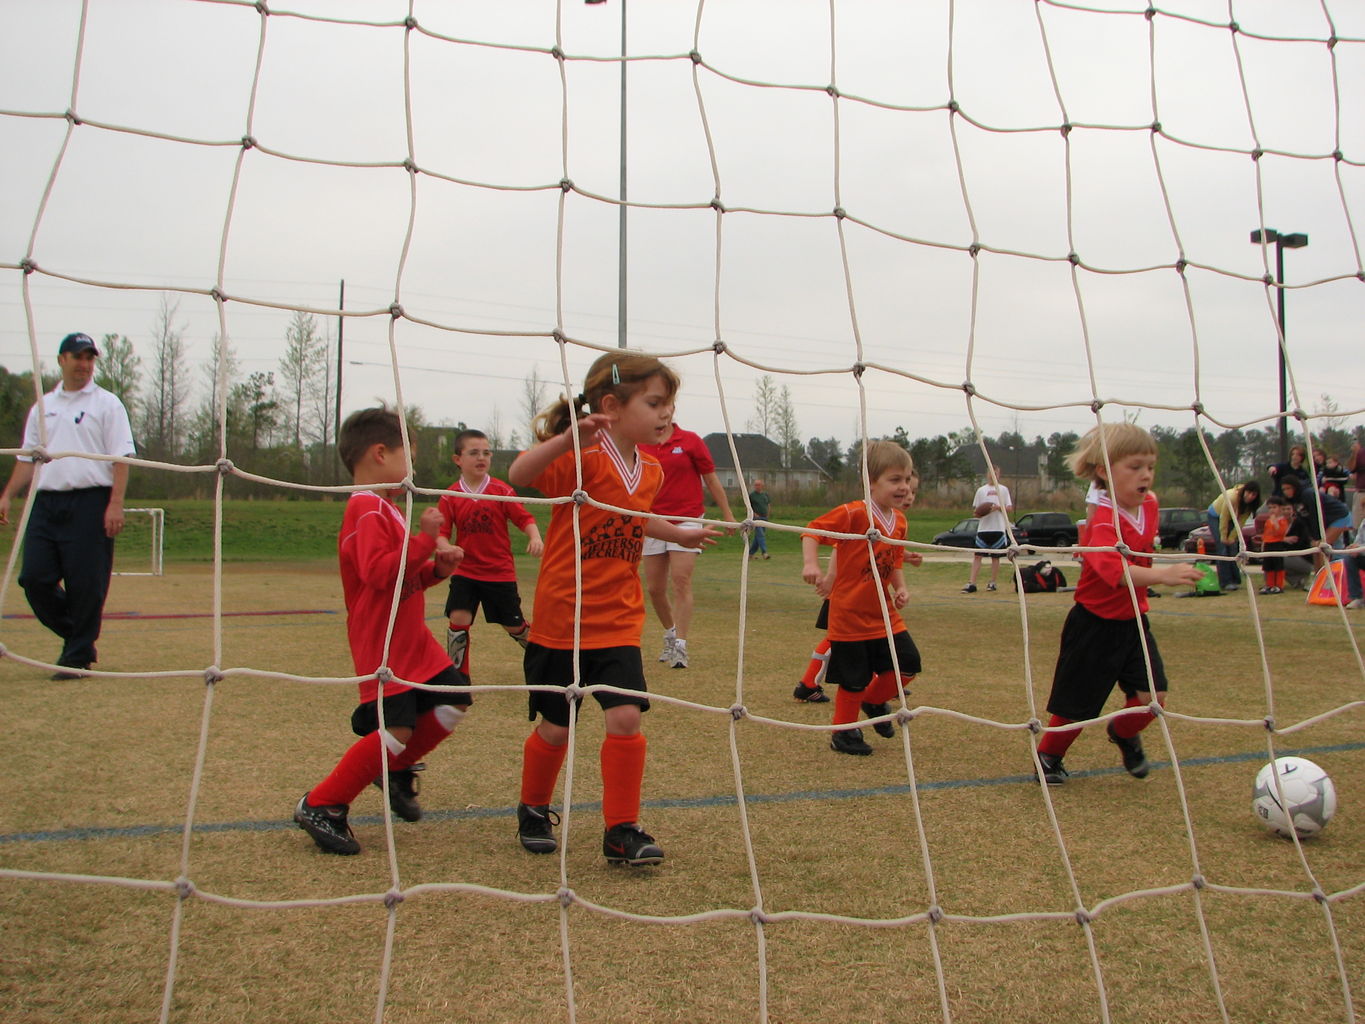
top-left (1182, 522), bottom-right (1261, 555)
top-left (1156, 506), bottom-right (1204, 550)
top-left (932, 518), bottom-right (979, 548)
top-left (1012, 512), bottom-right (1079, 548)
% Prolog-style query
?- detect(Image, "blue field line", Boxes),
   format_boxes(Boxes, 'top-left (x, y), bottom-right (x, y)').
top-left (2, 741), bottom-right (1361, 848)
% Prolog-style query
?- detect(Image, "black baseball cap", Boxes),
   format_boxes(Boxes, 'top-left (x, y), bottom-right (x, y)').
top-left (58, 332), bottom-right (99, 356)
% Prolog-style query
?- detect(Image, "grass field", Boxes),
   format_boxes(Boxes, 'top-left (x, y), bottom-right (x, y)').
top-left (1, 510), bottom-right (1363, 1023)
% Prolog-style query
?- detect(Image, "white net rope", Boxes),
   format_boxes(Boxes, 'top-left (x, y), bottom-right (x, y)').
top-left (2, 2), bottom-right (1364, 1022)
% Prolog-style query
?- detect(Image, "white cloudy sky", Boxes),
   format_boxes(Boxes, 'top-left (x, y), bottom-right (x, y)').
top-left (1, 0), bottom-right (1362, 453)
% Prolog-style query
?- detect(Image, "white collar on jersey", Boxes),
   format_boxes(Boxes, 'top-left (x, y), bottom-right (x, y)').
top-left (458, 475), bottom-right (490, 494)
top-left (598, 430), bottom-right (643, 494)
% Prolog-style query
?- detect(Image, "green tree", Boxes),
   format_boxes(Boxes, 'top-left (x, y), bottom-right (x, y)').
top-left (805, 436), bottom-right (844, 478)
top-left (94, 333), bottom-right (140, 419)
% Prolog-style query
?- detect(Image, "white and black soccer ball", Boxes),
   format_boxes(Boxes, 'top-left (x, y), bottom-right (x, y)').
top-left (1252, 757), bottom-right (1337, 839)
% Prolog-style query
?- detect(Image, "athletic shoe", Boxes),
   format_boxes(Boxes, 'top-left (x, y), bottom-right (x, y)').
top-left (1035, 752), bottom-right (1068, 786)
top-left (861, 701), bottom-right (895, 738)
top-left (516, 803), bottom-right (560, 854)
top-left (986, 582), bottom-right (997, 592)
top-left (669, 643), bottom-right (689, 669)
top-left (1106, 721), bottom-right (1150, 778)
top-left (1348, 598), bottom-right (1365, 610)
top-left (830, 727), bottom-right (873, 756)
top-left (51, 664), bottom-right (90, 681)
top-left (372, 764), bottom-right (424, 822)
top-left (961, 583), bottom-right (977, 594)
top-left (1258, 585), bottom-right (1274, 594)
top-left (603, 822), bottom-right (665, 866)
top-left (762, 553), bottom-right (770, 560)
top-left (294, 793), bottom-right (361, 855)
top-left (793, 683), bottom-right (831, 703)
top-left (657, 633), bottom-right (676, 663)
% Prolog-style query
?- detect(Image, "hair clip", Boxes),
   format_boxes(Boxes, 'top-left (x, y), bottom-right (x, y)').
top-left (611, 363), bottom-right (620, 385)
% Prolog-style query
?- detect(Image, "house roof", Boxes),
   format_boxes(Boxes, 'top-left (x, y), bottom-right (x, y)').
top-left (961, 440), bottom-right (1046, 477)
top-left (702, 432), bottom-right (786, 472)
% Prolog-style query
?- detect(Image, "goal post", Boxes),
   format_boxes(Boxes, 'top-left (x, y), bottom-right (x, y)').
top-left (113, 507), bottom-right (164, 578)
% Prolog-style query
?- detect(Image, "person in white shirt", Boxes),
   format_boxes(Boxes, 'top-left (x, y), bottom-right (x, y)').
top-left (962, 475), bottom-right (1014, 593)
top-left (0, 333), bottom-right (137, 679)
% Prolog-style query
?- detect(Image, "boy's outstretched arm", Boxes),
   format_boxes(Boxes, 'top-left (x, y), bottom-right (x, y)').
top-left (801, 535), bottom-right (823, 585)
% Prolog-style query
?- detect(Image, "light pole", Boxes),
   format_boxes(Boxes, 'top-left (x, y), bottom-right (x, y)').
top-left (1249, 227), bottom-right (1308, 464)
top-left (586, 0), bottom-right (628, 349)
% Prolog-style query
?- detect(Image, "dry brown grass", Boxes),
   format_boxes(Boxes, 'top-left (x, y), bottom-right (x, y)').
top-left (2, 551), bottom-right (1363, 1023)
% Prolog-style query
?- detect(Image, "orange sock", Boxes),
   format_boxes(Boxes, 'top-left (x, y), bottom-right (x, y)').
top-left (601, 732), bottom-right (647, 829)
top-left (1037, 715), bottom-right (1077, 758)
top-left (1111, 695), bottom-right (1156, 739)
top-left (833, 685), bottom-right (861, 726)
top-left (864, 671), bottom-right (906, 706)
top-left (519, 729), bottom-right (568, 807)
top-left (800, 637), bottom-right (831, 687)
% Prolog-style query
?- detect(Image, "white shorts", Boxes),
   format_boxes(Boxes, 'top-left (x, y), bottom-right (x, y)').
top-left (642, 529), bottom-right (703, 557)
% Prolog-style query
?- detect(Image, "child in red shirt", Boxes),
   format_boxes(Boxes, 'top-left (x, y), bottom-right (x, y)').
top-left (1036, 423), bottom-right (1203, 786)
top-left (801, 442), bottom-right (920, 756)
top-left (293, 408), bottom-right (470, 856)
top-left (1256, 495), bottom-right (1298, 595)
top-left (508, 352), bottom-right (719, 866)
top-left (437, 428), bottom-right (543, 674)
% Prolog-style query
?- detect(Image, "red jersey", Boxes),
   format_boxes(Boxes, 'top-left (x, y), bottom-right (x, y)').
top-left (1075, 491), bottom-right (1158, 620)
top-left (528, 434), bottom-right (663, 650)
top-left (638, 424), bottom-right (714, 519)
top-left (1261, 514), bottom-right (1291, 546)
top-left (437, 475), bottom-right (536, 582)
top-left (338, 491), bottom-right (452, 702)
top-left (804, 501), bottom-right (908, 641)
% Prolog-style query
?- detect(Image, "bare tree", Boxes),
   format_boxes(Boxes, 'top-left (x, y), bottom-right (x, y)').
top-left (277, 310), bottom-right (327, 450)
top-left (94, 333), bottom-right (140, 419)
top-left (520, 366), bottom-right (548, 441)
top-left (143, 295), bottom-right (191, 460)
top-left (746, 375), bottom-right (779, 439)
top-left (186, 335), bottom-right (239, 460)
top-left (486, 407), bottom-right (508, 451)
top-left (774, 384), bottom-right (801, 468)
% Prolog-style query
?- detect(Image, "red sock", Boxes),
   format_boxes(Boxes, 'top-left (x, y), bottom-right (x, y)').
top-left (833, 685), bottom-right (861, 726)
top-left (601, 732), bottom-right (647, 829)
top-left (1111, 696), bottom-right (1156, 739)
top-left (519, 729), bottom-right (568, 807)
top-left (396, 707), bottom-right (461, 768)
top-left (864, 671), bottom-right (908, 706)
top-left (310, 731), bottom-right (388, 807)
top-left (800, 637), bottom-right (831, 687)
top-left (1037, 715), bottom-right (1078, 758)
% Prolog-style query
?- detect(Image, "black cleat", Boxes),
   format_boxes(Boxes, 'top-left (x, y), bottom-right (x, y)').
top-left (1036, 752), bottom-right (1068, 786)
top-left (516, 802), bottom-right (560, 854)
top-left (603, 822), bottom-right (664, 866)
top-left (373, 763), bottom-right (424, 822)
top-left (793, 683), bottom-right (831, 703)
top-left (294, 793), bottom-right (361, 855)
top-left (830, 727), bottom-right (873, 756)
top-left (1107, 722), bottom-right (1150, 779)
top-left (861, 701), bottom-right (895, 738)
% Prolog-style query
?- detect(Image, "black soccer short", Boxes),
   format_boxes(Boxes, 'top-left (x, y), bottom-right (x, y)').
top-left (351, 665), bottom-right (472, 736)
top-left (1047, 603), bottom-right (1168, 721)
top-left (444, 575), bottom-right (526, 627)
top-left (814, 598), bottom-right (830, 631)
top-left (825, 632), bottom-right (922, 693)
top-left (523, 642), bottom-right (649, 727)
top-left (976, 530), bottom-right (1008, 557)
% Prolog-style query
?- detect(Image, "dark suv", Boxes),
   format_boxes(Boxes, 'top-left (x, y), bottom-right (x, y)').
top-left (1156, 507), bottom-right (1204, 549)
top-left (1012, 512), bottom-right (1079, 548)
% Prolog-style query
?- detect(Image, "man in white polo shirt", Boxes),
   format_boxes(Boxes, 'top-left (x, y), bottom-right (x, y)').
top-left (0, 332), bottom-right (137, 679)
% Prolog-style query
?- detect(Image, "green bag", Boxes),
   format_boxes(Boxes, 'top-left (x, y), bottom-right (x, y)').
top-left (1193, 561), bottom-right (1220, 595)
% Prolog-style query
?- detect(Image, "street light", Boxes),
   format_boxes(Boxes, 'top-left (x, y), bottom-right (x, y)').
top-left (587, 0), bottom-right (628, 349)
top-left (1249, 227), bottom-right (1308, 463)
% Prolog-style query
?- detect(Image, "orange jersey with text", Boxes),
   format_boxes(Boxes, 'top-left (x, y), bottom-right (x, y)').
top-left (805, 501), bottom-right (908, 641)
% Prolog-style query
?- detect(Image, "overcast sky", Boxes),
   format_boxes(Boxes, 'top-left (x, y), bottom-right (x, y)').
top-left (1, 0), bottom-right (1362, 455)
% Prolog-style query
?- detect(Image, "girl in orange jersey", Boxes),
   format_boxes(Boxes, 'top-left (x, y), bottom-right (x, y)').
top-left (507, 352), bottom-right (719, 866)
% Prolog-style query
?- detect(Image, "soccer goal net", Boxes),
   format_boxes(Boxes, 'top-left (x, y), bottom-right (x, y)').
top-left (1, 2), bottom-right (1363, 1022)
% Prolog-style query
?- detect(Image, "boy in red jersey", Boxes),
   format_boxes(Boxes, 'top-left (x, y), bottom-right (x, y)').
top-left (508, 352), bottom-right (719, 866)
top-left (801, 441), bottom-right (920, 755)
top-left (437, 428), bottom-right (543, 675)
top-left (293, 408), bottom-right (471, 855)
top-left (1035, 423), bottom-right (1203, 786)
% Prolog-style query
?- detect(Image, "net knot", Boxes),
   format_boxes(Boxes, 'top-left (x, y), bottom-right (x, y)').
top-left (927, 905), bottom-right (944, 924)
top-left (961, 380), bottom-right (976, 397)
top-left (851, 362), bottom-right (865, 379)
top-left (241, 135), bottom-right (257, 150)
top-left (204, 666), bottom-right (224, 686)
top-left (210, 287), bottom-right (226, 303)
top-left (551, 328), bottom-right (566, 344)
top-left (1190, 401), bottom-right (1205, 415)
top-left (1333, 149), bottom-right (1343, 162)
top-left (1250, 147), bottom-right (1263, 161)
top-left (65, 109), bottom-right (82, 126)
top-left (571, 489), bottom-right (589, 505)
top-left (402, 158), bottom-right (417, 174)
top-left (895, 707), bottom-right (915, 726)
top-left (1114, 542), bottom-right (1132, 558)
top-left (1059, 122), bottom-right (1072, 138)
top-left (728, 703), bottom-right (747, 721)
top-left (1090, 399), bottom-right (1104, 413)
top-left (27, 445), bottom-right (51, 465)
top-left (968, 242), bottom-right (981, 257)
top-left (1174, 258), bottom-right (1186, 273)
top-left (710, 197), bottom-right (726, 212)
top-left (1074, 908), bottom-right (1093, 926)
top-left (1328, 35), bottom-right (1338, 50)
top-left (711, 339), bottom-right (726, 354)
top-left (865, 528), bottom-right (882, 543)
top-left (1067, 251), bottom-right (1080, 266)
top-left (1291, 408), bottom-right (1307, 423)
top-left (255, 1), bottom-right (269, 13)
top-left (1227, 20), bottom-right (1239, 33)
top-left (1150, 120), bottom-right (1161, 133)
top-left (560, 178), bottom-right (573, 193)
top-left (1234, 549), bottom-right (1251, 566)
top-left (748, 907), bottom-right (769, 925)
top-left (833, 207), bottom-right (846, 220)
top-left (550, 46), bottom-right (564, 61)
top-left (564, 683), bottom-right (585, 703)
top-left (216, 458), bottom-right (235, 475)
top-left (1026, 717), bottom-right (1042, 734)
top-left (403, 15), bottom-right (417, 30)
top-left (825, 84), bottom-right (839, 98)
top-left (1312, 888), bottom-right (1327, 904)
top-left (558, 887), bottom-right (574, 907)
top-left (1191, 874), bottom-right (1206, 890)
top-left (1144, 6), bottom-right (1156, 20)
top-left (376, 667), bottom-right (394, 685)
top-left (689, 50), bottom-right (701, 65)
top-left (20, 258), bottom-right (36, 275)
top-left (175, 877), bottom-right (196, 900)
top-left (947, 99), bottom-right (960, 113)
top-left (1006, 545), bottom-right (1022, 560)
top-left (389, 302), bottom-right (404, 320)
top-left (384, 889), bottom-right (405, 908)
top-left (1262, 714), bottom-right (1276, 732)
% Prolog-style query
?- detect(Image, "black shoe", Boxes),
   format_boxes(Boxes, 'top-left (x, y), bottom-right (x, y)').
top-left (830, 727), bottom-right (873, 756)
top-left (373, 763), bottom-right (424, 822)
top-left (793, 683), bottom-right (831, 703)
top-left (1106, 722), bottom-right (1150, 779)
top-left (603, 822), bottom-right (664, 866)
top-left (1036, 752), bottom-right (1068, 786)
top-left (51, 665), bottom-right (90, 681)
top-left (516, 803), bottom-right (560, 854)
top-left (294, 793), bottom-right (361, 855)
top-left (861, 702), bottom-right (895, 738)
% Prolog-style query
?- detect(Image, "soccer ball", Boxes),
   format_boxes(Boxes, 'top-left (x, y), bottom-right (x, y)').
top-left (1252, 757), bottom-right (1336, 839)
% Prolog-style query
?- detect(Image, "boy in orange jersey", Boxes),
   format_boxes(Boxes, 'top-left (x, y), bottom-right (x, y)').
top-left (437, 428), bottom-right (543, 675)
top-left (293, 408), bottom-right (470, 855)
top-left (794, 470), bottom-right (921, 704)
top-left (801, 442), bottom-right (921, 755)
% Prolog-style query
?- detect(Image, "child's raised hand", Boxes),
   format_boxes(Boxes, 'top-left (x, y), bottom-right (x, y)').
top-left (570, 413), bottom-right (612, 446)
top-left (418, 506), bottom-right (443, 537)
